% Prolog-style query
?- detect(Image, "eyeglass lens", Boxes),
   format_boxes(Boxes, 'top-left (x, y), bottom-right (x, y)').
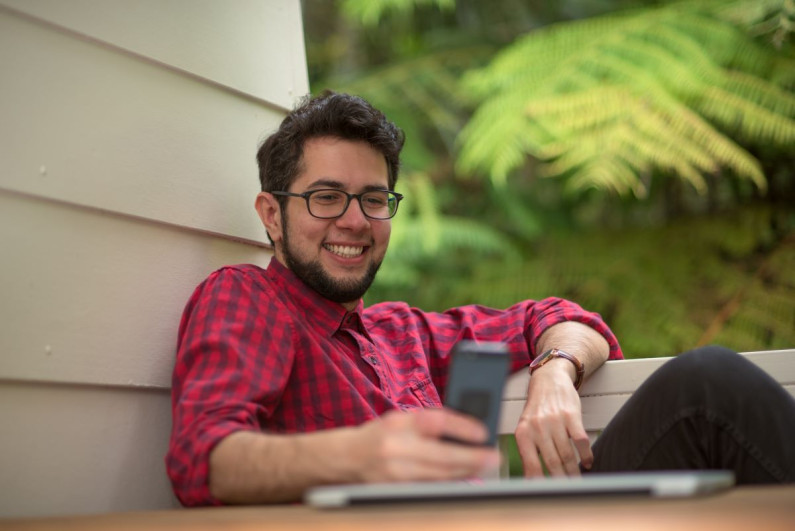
top-left (308, 190), bottom-right (398, 219)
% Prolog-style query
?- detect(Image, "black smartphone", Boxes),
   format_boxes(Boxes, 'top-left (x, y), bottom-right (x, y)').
top-left (443, 341), bottom-right (510, 446)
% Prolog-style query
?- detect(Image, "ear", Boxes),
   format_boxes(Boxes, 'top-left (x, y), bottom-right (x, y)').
top-left (255, 192), bottom-right (283, 245)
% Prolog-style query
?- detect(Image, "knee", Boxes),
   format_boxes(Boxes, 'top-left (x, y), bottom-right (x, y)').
top-left (663, 345), bottom-right (748, 389)
top-left (638, 346), bottom-right (784, 414)
top-left (672, 345), bottom-right (740, 371)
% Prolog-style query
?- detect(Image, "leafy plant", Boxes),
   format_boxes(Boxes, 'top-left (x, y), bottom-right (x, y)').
top-left (304, 1), bottom-right (795, 358)
top-left (457, 0), bottom-right (795, 197)
top-left (314, 46), bottom-right (493, 175)
top-left (341, 0), bottom-right (455, 27)
top-left (314, 2), bottom-right (520, 291)
top-left (370, 171), bottom-right (520, 298)
top-left (421, 204), bottom-right (795, 358)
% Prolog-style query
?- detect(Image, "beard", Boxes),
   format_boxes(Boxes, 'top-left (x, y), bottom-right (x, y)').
top-left (280, 216), bottom-right (382, 305)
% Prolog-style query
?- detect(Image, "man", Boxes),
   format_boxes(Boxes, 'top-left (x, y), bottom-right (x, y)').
top-left (167, 92), bottom-right (795, 507)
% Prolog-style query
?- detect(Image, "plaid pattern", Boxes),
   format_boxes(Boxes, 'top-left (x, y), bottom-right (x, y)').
top-left (166, 258), bottom-right (622, 506)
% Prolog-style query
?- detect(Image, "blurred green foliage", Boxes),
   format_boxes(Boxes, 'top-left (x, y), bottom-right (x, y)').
top-left (302, 0), bottom-right (795, 358)
top-left (375, 204), bottom-right (794, 358)
top-left (459, 1), bottom-right (795, 194)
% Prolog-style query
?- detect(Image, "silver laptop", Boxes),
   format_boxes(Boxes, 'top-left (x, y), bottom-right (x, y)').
top-left (304, 471), bottom-right (735, 508)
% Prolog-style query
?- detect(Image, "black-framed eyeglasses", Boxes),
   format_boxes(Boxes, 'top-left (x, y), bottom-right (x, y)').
top-left (271, 189), bottom-right (403, 220)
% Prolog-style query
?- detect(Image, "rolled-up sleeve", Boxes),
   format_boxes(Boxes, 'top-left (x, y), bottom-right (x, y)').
top-left (166, 268), bottom-right (293, 506)
top-left (366, 297), bottom-right (622, 395)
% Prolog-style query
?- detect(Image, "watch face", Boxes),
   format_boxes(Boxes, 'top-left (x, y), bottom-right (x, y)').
top-left (530, 349), bottom-right (554, 370)
top-left (529, 348), bottom-right (584, 389)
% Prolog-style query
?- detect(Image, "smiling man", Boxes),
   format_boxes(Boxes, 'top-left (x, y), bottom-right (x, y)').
top-left (259, 137), bottom-right (393, 308)
top-left (166, 91), bottom-right (795, 507)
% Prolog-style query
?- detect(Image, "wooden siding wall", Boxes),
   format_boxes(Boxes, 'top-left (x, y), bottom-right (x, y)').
top-left (0, 0), bottom-right (308, 517)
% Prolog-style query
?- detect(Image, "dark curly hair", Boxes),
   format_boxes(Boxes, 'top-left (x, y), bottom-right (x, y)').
top-left (256, 91), bottom-right (405, 194)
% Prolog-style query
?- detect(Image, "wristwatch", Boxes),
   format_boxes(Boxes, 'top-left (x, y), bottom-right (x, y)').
top-left (529, 348), bottom-right (585, 390)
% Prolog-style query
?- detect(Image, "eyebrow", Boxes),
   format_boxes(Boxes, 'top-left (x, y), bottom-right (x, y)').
top-left (305, 179), bottom-right (390, 192)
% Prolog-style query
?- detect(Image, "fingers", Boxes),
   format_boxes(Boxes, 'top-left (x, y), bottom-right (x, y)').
top-left (573, 432), bottom-right (594, 471)
top-left (545, 428), bottom-right (582, 476)
top-left (402, 407), bottom-right (490, 446)
top-left (516, 418), bottom-right (593, 477)
top-left (384, 435), bottom-right (500, 482)
top-left (515, 361), bottom-right (594, 478)
top-left (517, 426), bottom-right (570, 477)
top-left (361, 409), bottom-right (499, 483)
top-left (516, 433), bottom-right (544, 477)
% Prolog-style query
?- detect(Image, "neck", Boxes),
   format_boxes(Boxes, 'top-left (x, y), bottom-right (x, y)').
top-left (340, 299), bottom-right (359, 311)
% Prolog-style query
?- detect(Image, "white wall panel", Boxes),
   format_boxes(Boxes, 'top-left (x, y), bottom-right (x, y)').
top-left (0, 190), bottom-right (272, 387)
top-left (0, 381), bottom-right (177, 517)
top-left (0, 0), bottom-right (303, 516)
top-left (0, 0), bottom-right (309, 109)
top-left (0, 8), bottom-right (287, 243)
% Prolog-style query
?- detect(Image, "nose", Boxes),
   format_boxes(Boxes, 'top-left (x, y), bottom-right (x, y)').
top-left (335, 196), bottom-right (370, 230)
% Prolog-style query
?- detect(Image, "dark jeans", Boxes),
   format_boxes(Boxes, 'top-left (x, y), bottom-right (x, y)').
top-left (589, 346), bottom-right (795, 483)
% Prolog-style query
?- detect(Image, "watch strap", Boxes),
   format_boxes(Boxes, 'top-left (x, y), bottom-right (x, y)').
top-left (530, 348), bottom-right (585, 390)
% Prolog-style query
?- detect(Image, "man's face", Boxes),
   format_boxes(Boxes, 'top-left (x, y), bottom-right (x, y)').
top-left (262, 137), bottom-right (392, 308)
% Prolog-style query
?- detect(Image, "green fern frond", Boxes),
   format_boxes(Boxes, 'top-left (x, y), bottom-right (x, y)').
top-left (402, 172), bottom-right (442, 253)
top-left (721, 70), bottom-right (795, 116)
top-left (461, 11), bottom-right (643, 97)
top-left (376, 169), bottom-right (520, 292)
top-left (456, 92), bottom-right (545, 183)
top-left (716, 0), bottom-right (795, 49)
top-left (493, 81), bottom-right (765, 196)
top-left (321, 46), bottom-right (494, 172)
top-left (458, 0), bottom-right (792, 196)
top-left (375, 213), bottom-right (519, 291)
top-left (390, 217), bottom-right (518, 261)
top-left (698, 85), bottom-right (795, 144)
top-left (341, 0), bottom-right (454, 27)
top-left (568, 156), bottom-right (646, 197)
top-left (716, 0), bottom-right (789, 23)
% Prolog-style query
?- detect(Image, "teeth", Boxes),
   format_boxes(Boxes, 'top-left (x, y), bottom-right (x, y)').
top-left (324, 244), bottom-right (364, 258)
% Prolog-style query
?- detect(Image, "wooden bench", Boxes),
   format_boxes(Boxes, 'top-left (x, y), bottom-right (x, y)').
top-left (497, 349), bottom-right (795, 476)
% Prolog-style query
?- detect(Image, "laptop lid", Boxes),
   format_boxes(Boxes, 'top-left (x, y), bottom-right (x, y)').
top-left (304, 471), bottom-right (735, 508)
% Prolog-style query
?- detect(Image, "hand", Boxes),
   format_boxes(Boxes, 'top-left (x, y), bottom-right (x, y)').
top-left (353, 408), bottom-right (500, 483)
top-left (515, 360), bottom-right (592, 477)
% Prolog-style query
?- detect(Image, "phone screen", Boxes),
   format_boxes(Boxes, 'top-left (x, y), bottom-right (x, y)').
top-left (443, 341), bottom-right (510, 446)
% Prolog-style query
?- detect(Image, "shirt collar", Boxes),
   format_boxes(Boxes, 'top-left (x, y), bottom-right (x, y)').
top-left (265, 257), bottom-right (364, 337)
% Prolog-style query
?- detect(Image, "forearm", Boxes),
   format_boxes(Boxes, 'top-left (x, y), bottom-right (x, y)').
top-left (515, 321), bottom-right (609, 476)
top-left (535, 321), bottom-right (610, 383)
top-left (209, 427), bottom-right (362, 504)
top-left (208, 408), bottom-right (500, 504)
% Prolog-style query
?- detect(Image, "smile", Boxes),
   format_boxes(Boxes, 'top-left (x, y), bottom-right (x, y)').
top-left (323, 244), bottom-right (365, 258)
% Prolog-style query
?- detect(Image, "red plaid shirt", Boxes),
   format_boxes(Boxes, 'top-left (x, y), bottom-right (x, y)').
top-left (167, 258), bottom-right (622, 506)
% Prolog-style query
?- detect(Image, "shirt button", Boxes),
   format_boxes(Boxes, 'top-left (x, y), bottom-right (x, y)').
top-left (369, 355), bottom-right (378, 365)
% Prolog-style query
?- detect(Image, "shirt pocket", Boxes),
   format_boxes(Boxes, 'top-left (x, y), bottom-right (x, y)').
top-left (410, 378), bottom-right (442, 408)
